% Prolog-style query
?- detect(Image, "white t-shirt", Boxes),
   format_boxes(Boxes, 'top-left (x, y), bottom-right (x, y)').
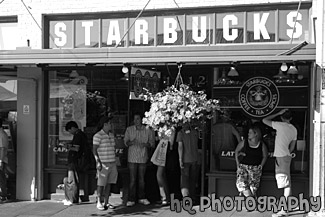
top-left (272, 121), bottom-right (297, 157)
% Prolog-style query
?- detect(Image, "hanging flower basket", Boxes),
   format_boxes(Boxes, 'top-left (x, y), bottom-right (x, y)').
top-left (141, 83), bottom-right (220, 137)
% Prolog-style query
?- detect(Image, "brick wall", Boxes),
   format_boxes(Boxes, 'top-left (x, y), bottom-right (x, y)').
top-left (0, 0), bottom-right (311, 48)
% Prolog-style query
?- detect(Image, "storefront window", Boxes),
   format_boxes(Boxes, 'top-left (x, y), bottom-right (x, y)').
top-left (278, 10), bottom-right (309, 42)
top-left (216, 12), bottom-right (244, 44)
top-left (157, 16), bottom-right (184, 46)
top-left (49, 20), bottom-right (74, 49)
top-left (0, 20), bottom-right (18, 50)
top-left (75, 20), bottom-right (100, 48)
top-left (186, 14), bottom-right (213, 45)
top-left (210, 64), bottom-right (310, 174)
top-left (47, 68), bottom-right (128, 168)
top-left (129, 17), bottom-right (155, 46)
top-left (247, 11), bottom-right (276, 43)
top-left (102, 18), bottom-right (126, 47)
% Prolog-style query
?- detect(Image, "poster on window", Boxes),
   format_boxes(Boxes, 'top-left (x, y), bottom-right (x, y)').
top-left (58, 83), bottom-right (87, 140)
top-left (129, 67), bottom-right (160, 100)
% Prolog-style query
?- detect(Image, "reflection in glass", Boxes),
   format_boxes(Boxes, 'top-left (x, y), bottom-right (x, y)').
top-left (186, 14), bottom-right (213, 45)
top-left (129, 17), bottom-right (155, 46)
top-left (157, 16), bottom-right (183, 46)
top-left (75, 20), bottom-right (99, 48)
top-left (216, 13), bottom-right (244, 44)
top-left (102, 19), bottom-right (126, 47)
top-left (247, 11), bottom-right (275, 43)
top-left (278, 10), bottom-right (308, 42)
top-left (49, 20), bottom-right (73, 48)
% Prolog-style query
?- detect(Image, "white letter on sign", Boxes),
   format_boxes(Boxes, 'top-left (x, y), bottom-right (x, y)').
top-left (286, 11), bottom-right (302, 39)
top-left (164, 18), bottom-right (177, 43)
top-left (223, 15), bottom-right (238, 41)
top-left (54, 22), bottom-right (67, 47)
top-left (192, 16), bottom-right (207, 43)
top-left (107, 20), bottom-right (121, 45)
top-left (135, 19), bottom-right (149, 45)
top-left (254, 13), bottom-right (270, 40)
top-left (82, 21), bottom-right (94, 46)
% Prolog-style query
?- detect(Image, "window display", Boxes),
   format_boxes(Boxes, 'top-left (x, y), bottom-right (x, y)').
top-left (47, 68), bottom-right (128, 168)
top-left (210, 63), bottom-right (310, 174)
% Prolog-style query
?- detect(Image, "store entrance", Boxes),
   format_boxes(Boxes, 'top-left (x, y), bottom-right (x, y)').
top-left (0, 80), bottom-right (17, 200)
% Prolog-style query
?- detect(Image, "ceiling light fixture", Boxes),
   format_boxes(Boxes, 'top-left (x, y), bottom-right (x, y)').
top-left (122, 65), bottom-right (129, 74)
top-left (287, 65), bottom-right (298, 74)
top-left (227, 66), bottom-right (239, 77)
top-left (280, 63), bottom-right (288, 72)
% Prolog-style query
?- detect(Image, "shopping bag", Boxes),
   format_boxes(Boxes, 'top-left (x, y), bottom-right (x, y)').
top-left (151, 139), bottom-right (168, 166)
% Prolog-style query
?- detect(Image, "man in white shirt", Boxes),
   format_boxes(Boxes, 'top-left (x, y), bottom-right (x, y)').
top-left (263, 109), bottom-right (297, 217)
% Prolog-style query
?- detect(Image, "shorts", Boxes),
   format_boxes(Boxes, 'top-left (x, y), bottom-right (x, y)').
top-left (97, 162), bottom-right (118, 186)
top-left (180, 162), bottom-right (197, 189)
top-left (275, 156), bottom-right (292, 189)
top-left (236, 164), bottom-right (262, 194)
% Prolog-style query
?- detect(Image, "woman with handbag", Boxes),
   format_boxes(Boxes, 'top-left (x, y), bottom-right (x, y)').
top-left (151, 128), bottom-right (181, 205)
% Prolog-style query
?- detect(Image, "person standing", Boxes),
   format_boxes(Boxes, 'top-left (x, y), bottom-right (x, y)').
top-left (151, 129), bottom-right (177, 206)
top-left (211, 110), bottom-right (241, 171)
top-left (262, 109), bottom-right (297, 217)
top-left (0, 119), bottom-right (8, 202)
top-left (93, 116), bottom-right (118, 210)
top-left (235, 125), bottom-right (268, 198)
top-left (124, 112), bottom-right (155, 207)
top-left (64, 121), bottom-right (89, 204)
top-left (177, 123), bottom-right (199, 202)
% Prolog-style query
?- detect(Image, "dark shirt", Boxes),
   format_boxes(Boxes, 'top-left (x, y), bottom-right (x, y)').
top-left (240, 139), bottom-right (263, 166)
top-left (68, 129), bottom-right (88, 167)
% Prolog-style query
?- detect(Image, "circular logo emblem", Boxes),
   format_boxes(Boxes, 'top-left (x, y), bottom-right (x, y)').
top-left (239, 77), bottom-right (279, 117)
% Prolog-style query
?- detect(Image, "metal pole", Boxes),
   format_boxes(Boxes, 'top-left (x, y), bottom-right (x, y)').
top-left (201, 124), bottom-right (206, 196)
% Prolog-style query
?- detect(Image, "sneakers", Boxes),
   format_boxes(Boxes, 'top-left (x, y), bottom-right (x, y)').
top-left (96, 203), bottom-right (105, 210)
top-left (126, 201), bottom-right (135, 207)
top-left (104, 203), bottom-right (115, 210)
top-left (272, 210), bottom-right (288, 217)
top-left (138, 199), bottom-right (150, 205)
top-left (62, 199), bottom-right (72, 206)
top-left (161, 200), bottom-right (170, 206)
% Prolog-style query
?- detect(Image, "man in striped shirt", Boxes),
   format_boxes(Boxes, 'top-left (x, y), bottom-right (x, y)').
top-left (93, 116), bottom-right (118, 210)
top-left (124, 112), bottom-right (155, 207)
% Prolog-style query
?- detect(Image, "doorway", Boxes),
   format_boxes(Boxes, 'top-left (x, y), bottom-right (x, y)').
top-left (0, 80), bottom-right (17, 200)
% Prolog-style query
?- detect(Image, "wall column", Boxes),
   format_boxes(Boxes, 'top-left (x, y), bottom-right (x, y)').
top-left (16, 66), bottom-right (42, 201)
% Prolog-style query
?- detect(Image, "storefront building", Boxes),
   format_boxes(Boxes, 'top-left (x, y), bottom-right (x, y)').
top-left (0, 0), bottom-right (324, 214)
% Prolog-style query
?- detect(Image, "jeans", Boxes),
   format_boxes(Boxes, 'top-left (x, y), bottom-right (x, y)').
top-left (128, 162), bottom-right (147, 202)
top-left (0, 166), bottom-right (7, 198)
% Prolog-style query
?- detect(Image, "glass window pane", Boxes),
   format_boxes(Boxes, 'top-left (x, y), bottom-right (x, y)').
top-left (279, 10), bottom-right (309, 42)
top-left (129, 17), bottom-right (154, 46)
top-left (216, 13), bottom-right (244, 44)
top-left (0, 23), bottom-right (18, 50)
top-left (102, 18), bottom-right (126, 47)
top-left (157, 16), bottom-right (183, 46)
top-left (247, 11), bottom-right (276, 43)
top-left (47, 69), bottom-right (128, 168)
top-left (186, 14), bottom-right (213, 45)
top-left (49, 21), bottom-right (73, 48)
top-left (75, 20), bottom-right (99, 48)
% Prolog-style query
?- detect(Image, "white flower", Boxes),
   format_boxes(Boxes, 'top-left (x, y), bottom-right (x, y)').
top-left (142, 84), bottom-right (220, 134)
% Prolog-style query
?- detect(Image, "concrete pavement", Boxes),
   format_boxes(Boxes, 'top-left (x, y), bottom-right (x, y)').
top-left (0, 193), bottom-right (309, 217)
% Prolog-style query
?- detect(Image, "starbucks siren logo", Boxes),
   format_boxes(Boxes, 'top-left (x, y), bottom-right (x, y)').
top-left (239, 77), bottom-right (279, 117)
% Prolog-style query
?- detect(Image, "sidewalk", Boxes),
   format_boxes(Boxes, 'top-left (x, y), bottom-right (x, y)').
top-left (0, 194), bottom-right (309, 217)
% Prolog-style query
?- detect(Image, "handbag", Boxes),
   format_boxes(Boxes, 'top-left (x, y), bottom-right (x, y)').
top-left (151, 139), bottom-right (168, 166)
